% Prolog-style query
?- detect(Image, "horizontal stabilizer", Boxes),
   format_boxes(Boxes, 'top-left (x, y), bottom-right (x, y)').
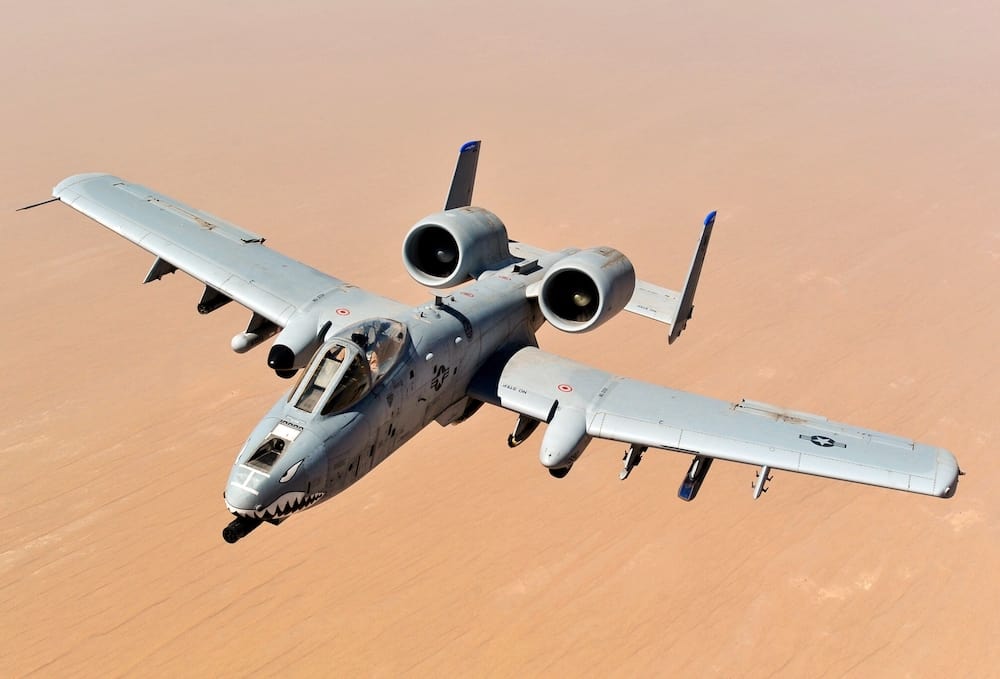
top-left (625, 280), bottom-right (681, 324)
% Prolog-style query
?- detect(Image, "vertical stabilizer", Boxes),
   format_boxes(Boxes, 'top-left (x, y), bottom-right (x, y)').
top-left (668, 210), bottom-right (717, 344)
top-left (444, 140), bottom-right (481, 210)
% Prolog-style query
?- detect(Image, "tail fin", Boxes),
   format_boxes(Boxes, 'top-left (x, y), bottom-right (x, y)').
top-left (668, 210), bottom-right (717, 344)
top-left (444, 140), bottom-right (481, 210)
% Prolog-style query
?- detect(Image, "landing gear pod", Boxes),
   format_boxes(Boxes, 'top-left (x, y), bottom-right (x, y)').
top-left (539, 408), bottom-right (591, 471)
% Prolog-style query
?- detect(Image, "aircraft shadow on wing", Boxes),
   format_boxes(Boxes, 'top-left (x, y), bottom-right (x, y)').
top-left (30, 141), bottom-right (960, 543)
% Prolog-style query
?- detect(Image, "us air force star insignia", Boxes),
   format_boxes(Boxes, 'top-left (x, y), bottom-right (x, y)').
top-left (799, 434), bottom-right (847, 448)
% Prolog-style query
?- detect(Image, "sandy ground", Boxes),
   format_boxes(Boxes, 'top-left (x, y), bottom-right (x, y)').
top-left (2, 1), bottom-right (998, 676)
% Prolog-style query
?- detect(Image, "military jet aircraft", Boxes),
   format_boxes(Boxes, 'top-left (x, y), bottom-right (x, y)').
top-left (34, 141), bottom-right (960, 543)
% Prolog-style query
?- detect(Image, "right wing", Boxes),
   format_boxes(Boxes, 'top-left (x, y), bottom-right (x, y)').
top-left (52, 173), bottom-right (393, 329)
top-left (469, 347), bottom-right (960, 499)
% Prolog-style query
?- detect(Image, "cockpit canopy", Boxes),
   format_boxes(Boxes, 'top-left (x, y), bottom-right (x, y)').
top-left (287, 318), bottom-right (408, 417)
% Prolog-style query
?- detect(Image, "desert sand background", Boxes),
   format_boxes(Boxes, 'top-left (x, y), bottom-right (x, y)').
top-left (2, 1), bottom-right (998, 676)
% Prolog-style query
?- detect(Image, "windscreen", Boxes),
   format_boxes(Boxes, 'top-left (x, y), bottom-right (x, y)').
top-left (321, 352), bottom-right (370, 415)
top-left (294, 346), bottom-right (348, 413)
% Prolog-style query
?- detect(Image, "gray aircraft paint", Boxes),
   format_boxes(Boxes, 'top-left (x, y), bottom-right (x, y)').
top-left (47, 142), bottom-right (961, 543)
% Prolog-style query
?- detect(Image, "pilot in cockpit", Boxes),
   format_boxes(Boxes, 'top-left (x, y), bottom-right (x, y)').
top-left (351, 331), bottom-right (380, 376)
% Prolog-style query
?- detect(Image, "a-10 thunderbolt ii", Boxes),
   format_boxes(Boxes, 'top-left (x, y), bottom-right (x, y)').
top-left (35, 141), bottom-right (960, 543)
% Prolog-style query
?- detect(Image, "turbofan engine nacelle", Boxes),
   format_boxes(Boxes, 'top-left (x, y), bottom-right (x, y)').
top-left (267, 316), bottom-right (328, 374)
top-left (538, 247), bottom-right (636, 333)
top-left (402, 207), bottom-right (511, 288)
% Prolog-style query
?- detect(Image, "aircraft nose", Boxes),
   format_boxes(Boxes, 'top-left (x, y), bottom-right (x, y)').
top-left (224, 481), bottom-right (262, 518)
top-left (226, 483), bottom-right (326, 521)
top-left (225, 431), bottom-right (327, 520)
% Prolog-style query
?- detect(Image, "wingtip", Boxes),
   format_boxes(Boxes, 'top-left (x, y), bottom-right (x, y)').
top-left (460, 140), bottom-right (481, 153)
top-left (704, 210), bottom-right (718, 228)
top-left (934, 446), bottom-right (961, 498)
top-left (53, 172), bottom-right (114, 199)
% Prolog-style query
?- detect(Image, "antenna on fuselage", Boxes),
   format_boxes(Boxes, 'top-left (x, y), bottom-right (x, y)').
top-left (444, 140), bottom-right (481, 210)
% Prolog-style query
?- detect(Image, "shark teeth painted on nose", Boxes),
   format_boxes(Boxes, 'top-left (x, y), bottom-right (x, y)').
top-left (228, 491), bottom-right (325, 520)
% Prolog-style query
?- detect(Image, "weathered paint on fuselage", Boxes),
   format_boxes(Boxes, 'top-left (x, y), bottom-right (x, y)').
top-left (223, 250), bottom-right (568, 523)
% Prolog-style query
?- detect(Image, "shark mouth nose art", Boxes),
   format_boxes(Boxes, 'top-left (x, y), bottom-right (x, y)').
top-left (228, 491), bottom-right (325, 520)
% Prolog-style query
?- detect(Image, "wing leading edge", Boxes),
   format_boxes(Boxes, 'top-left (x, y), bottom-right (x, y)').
top-left (52, 173), bottom-right (360, 328)
top-left (469, 347), bottom-right (960, 498)
top-left (52, 174), bottom-right (352, 327)
top-left (52, 173), bottom-right (402, 334)
top-left (52, 173), bottom-right (406, 370)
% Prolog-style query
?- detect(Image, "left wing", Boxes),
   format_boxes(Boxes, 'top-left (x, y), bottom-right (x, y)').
top-left (52, 173), bottom-right (383, 328)
top-left (469, 347), bottom-right (960, 498)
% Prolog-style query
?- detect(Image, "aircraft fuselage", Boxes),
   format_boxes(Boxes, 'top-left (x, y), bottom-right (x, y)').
top-left (222, 250), bottom-right (565, 532)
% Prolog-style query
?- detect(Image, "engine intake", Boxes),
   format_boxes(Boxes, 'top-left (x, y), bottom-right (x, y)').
top-left (538, 247), bottom-right (636, 332)
top-left (402, 207), bottom-right (511, 288)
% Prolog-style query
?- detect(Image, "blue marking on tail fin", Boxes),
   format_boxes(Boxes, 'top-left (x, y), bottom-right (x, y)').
top-left (445, 141), bottom-right (482, 209)
top-left (704, 210), bottom-right (717, 228)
